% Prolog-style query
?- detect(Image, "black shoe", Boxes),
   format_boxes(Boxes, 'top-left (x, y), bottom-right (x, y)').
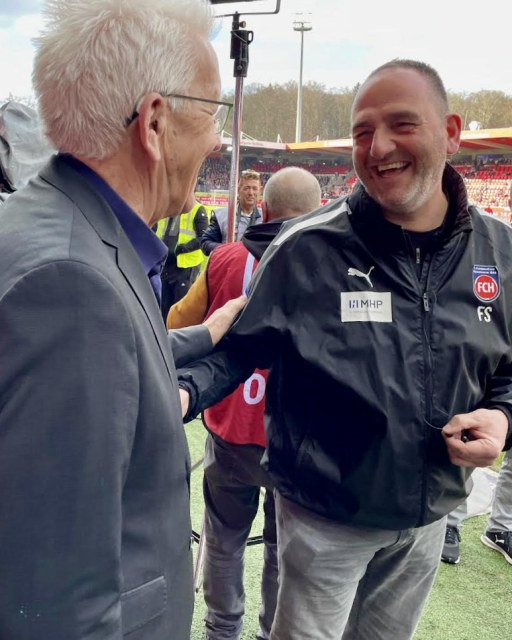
top-left (441, 525), bottom-right (461, 564)
top-left (481, 530), bottom-right (512, 565)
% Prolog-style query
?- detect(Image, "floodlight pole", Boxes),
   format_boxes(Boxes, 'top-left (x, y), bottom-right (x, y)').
top-left (293, 18), bottom-right (312, 143)
top-left (226, 14), bottom-right (253, 243)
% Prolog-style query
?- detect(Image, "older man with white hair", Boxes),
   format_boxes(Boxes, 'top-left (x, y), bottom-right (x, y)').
top-left (0, 1), bottom-right (244, 639)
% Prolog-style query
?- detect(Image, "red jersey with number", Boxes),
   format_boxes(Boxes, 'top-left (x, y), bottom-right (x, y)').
top-left (204, 242), bottom-right (267, 447)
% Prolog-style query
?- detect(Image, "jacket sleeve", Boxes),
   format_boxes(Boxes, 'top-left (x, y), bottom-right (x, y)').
top-left (482, 356), bottom-right (512, 449)
top-left (167, 270), bottom-right (209, 330)
top-left (175, 206), bottom-right (208, 255)
top-left (178, 234), bottom-right (295, 420)
top-left (200, 213), bottom-right (223, 256)
top-left (167, 324), bottom-right (213, 369)
top-left (0, 261), bottom-right (137, 639)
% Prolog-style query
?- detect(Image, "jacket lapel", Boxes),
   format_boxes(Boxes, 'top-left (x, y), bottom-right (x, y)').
top-left (40, 155), bottom-right (175, 381)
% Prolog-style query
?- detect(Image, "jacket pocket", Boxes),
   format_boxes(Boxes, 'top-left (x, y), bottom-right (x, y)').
top-left (121, 576), bottom-right (167, 636)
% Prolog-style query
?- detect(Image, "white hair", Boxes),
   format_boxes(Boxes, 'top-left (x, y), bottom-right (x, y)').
top-left (33, 0), bottom-right (215, 159)
top-left (263, 167), bottom-right (322, 219)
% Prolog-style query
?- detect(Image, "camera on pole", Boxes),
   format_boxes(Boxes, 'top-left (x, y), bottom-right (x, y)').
top-left (210, 0), bottom-right (281, 242)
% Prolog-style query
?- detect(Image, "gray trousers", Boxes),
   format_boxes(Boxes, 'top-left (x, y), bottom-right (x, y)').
top-left (270, 493), bottom-right (446, 640)
top-left (447, 500), bottom-right (468, 530)
top-left (487, 448), bottom-right (512, 532)
top-left (202, 434), bottom-right (278, 640)
top-left (447, 449), bottom-right (512, 532)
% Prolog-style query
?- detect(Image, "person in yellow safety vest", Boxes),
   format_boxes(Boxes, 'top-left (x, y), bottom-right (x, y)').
top-left (156, 201), bottom-right (209, 321)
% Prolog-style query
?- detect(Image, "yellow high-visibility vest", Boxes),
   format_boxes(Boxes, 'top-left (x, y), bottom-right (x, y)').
top-left (176, 202), bottom-right (208, 269)
top-left (155, 218), bottom-right (168, 239)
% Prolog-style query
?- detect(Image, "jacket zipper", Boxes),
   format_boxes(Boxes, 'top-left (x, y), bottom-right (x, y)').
top-left (419, 260), bottom-right (435, 526)
top-left (403, 231), bottom-right (435, 527)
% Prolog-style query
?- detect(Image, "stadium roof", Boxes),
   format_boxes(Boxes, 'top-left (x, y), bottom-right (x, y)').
top-left (220, 127), bottom-right (512, 157)
top-left (458, 128), bottom-right (512, 152)
top-left (285, 127), bottom-right (512, 156)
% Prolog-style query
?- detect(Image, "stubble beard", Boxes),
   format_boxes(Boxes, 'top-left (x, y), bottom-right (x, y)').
top-left (367, 153), bottom-right (446, 221)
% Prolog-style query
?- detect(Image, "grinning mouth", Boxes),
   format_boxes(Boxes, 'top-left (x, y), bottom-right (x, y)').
top-left (376, 161), bottom-right (410, 175)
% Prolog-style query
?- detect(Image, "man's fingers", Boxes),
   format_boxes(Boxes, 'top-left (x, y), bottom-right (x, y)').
top-left (203, 295), bottom-right (247, 346)
top-left (444, 434), bottom-right (501, 468)
top-left (442, 413), bottom-right (468, 437)
top-left (212, 294), bottom-right (247, 319)
top-left (223, 295), bottom-right (247, 316)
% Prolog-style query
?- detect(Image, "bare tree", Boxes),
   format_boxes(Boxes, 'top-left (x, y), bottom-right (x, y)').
top-left (1, 93), bottom-right (38, 110)
top-left (229, 83), bottom-right (512, 142)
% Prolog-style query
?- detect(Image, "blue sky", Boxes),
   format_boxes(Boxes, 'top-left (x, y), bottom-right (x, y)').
top-left (2, 0), bottom-right (512, 102)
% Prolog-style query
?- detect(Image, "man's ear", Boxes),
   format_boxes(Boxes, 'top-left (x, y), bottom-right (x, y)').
top-left (261, 201), bottom-right (269, 223)
top-left (136, 93), bottom-right (168, 163)
top-left (446, 113), bottom-right (462, 156)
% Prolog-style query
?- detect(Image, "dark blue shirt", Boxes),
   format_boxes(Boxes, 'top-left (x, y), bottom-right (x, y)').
top-left (61, 154), bottom-right (167, 304)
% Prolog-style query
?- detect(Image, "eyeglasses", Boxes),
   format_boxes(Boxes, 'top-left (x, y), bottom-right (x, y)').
top-left (125, 93), bottom-right (233, 134)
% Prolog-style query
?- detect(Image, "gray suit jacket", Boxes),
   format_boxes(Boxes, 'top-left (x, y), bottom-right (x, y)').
top-left (0, 155), bottom-right (211, 639)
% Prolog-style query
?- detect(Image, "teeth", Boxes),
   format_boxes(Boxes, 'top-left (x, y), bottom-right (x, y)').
top-left (377, 162), bottom-right (408, 173)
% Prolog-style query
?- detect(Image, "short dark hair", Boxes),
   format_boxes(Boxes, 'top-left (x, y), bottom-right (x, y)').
top-left (367, 59), bottom-right (449, 114)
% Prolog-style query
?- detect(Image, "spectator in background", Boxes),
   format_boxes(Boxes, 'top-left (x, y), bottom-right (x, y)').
top-left (157, 200), bottom-right (209, 320)
top-left (169, 167), bottom-right (322, 640)
top-left (201, 169), bottom-right (262, 255)
top-left (155, 214), bottom-right (180, 318)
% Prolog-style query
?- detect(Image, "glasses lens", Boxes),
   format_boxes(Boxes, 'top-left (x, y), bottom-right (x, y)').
top-left (214, 104), bottom-right (230, 134)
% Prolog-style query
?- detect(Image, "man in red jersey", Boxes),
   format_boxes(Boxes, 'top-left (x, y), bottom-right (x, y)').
top-left (168, 167), bottom-right (321, 640)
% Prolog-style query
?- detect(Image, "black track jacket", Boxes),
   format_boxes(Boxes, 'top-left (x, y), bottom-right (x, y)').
top-left (180, 165), bottom-right (512, 530)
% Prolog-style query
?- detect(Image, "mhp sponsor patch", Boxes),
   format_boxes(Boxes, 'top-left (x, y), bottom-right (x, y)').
top-left (341, 292), bottom-right (392, 323)
top-left (473, 265), bottom-right (500, 303)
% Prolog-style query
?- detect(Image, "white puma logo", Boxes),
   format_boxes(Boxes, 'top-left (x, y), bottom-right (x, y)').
top-left (348, 266), bottom-right (375, 288)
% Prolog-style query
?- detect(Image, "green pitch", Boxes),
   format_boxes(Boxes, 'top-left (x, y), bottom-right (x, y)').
top-left (186, 421), bottom-right (511, 640)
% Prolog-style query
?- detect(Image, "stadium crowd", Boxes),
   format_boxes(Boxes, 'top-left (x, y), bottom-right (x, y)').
top-left (196, 156), bottom-right (512, 212)
top-left (197, 157), bottom-right (353, 199)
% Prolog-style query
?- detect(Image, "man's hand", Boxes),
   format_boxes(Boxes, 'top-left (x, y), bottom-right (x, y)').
top-left (179, 388), bottom-right (190, 418)
top-left (442, 408), bottom-right (508, 467)
top-left (202, 295), bottom-right (247, 346)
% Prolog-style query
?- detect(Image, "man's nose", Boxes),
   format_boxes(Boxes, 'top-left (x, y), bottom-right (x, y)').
top-left (370, 129), bottom-right (396, 160)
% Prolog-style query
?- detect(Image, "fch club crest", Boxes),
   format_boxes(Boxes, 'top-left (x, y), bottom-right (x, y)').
top-left (473, 265), bottom-right (500, 303)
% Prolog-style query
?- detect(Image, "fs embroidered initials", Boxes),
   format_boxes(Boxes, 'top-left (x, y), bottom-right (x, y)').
top-left (477, 306), bottom-right (492, 322)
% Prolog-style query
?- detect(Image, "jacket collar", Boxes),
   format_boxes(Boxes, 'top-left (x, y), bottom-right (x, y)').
top-left (242, 217), bottom-right (291, 261)
top-left (347, 163), bottom-right (473, 252)
top-left (237, 204), bottom-right (260, 222)
top-left (39, 154), bottom-right (175, 381)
